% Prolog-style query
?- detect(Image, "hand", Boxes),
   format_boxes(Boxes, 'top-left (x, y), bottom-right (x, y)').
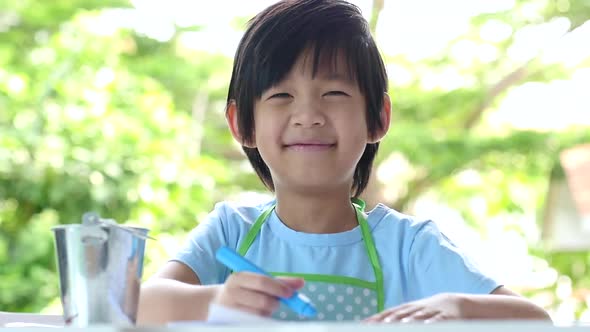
top-left (213, 272), bottom-right (304, 317)
top-left (365, 293), bottom-right (463, 323)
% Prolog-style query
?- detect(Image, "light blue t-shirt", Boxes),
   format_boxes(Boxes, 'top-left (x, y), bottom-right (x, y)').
top-left (174, 200), bottom-right (500, 308)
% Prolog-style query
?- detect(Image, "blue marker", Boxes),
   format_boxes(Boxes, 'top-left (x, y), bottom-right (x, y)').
top-left (215, 246), bottom-right (317, 318)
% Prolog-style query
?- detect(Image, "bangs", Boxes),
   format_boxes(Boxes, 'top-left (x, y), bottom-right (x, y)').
top-left (255, 37), bottom-right (364, 96)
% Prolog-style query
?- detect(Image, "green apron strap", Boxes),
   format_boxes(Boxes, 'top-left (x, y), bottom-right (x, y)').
top-left (351, 197), bottom-right (366, 212)
top-left (237, 205), bottom-right (275, 255)
top-left (355, 201), bottom-right (385, 312)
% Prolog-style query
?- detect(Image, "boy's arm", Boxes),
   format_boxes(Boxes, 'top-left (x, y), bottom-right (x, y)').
top-left (459, 286), bottom-right (551, 320)
top-left (366, 286), bottom-right (551, 322)
top-left (137, 261), bottom-right (220, 325)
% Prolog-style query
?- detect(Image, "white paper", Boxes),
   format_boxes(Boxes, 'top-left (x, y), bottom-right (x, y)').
top-left (168, 303), bottom-right (277, 326)
top-left (3, 322), bottom-right (61, 328)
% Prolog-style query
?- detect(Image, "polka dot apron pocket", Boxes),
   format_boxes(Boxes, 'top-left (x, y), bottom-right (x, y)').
top-left (273, 279), bottom-right (380, 321)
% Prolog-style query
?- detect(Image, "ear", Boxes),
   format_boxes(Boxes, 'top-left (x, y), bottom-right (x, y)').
top-left (368, 93), bottom-right (392, 143)
top-left (226, 100), bottom-right (256, 148)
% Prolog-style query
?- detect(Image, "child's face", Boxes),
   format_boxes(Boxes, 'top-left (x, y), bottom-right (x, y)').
top-left (252, 50), bottom-right (370, 194)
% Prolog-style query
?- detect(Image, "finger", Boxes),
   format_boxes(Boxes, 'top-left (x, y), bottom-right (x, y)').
top-left (400, 310), bottom-right (437, 323)
top-left (230, 272), bottom-right (293, 298)
top-left (231, 286), bottom-right (281, 315)
top-left (363, 312), bottom-right (388, 323)
top-left (276, 277), bottom-right (305, 290)
top-left (364, 310), bottom-right (393, 323)
top-left (214, 286), bottom-right (278, 317)
top-left (366, 305), bottom-right (422, 323)
top-left (232, 302), bottom-right (276, 317)
top-left (387, 306), bottom-right (425, 322)
top-left (424, 314), bottom-right (445, 324)
top-left (364, 303), bottom-right (413, 322)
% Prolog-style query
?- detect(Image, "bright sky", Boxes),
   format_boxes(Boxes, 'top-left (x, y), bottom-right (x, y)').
top-left (127, 0), bottom-right (518, 57)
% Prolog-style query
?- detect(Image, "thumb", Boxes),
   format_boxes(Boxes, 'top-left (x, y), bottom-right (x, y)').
top-left (277, 277), bottom-right (305, 290)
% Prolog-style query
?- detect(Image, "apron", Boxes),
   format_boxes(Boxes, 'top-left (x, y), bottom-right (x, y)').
top-left (237, 199), bottom-right (384, 321)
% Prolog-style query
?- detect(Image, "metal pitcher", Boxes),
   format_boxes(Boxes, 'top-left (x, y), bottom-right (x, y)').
top-left (52, 217), bottom-right (149, 327)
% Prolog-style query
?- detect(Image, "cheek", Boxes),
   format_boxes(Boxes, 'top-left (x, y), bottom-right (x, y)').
top-left (336, 112), bottom-right (370, 153)
top-left (335, 108), bottom-right (368, 135)
top-left (253, 114), bottom-right (283, 148)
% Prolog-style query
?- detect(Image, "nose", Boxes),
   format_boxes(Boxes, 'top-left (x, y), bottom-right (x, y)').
top-left (291, 100), bottom-right (326, 128)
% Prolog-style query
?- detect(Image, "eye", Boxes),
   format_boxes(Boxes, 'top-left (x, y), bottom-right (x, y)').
top-left (268, 92), bottom-right (292, 99)
top-left (324, 91), bottom-right (349, 97)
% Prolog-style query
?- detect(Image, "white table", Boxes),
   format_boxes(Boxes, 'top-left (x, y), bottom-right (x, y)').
top-left (0, 312), bottom-right (63, 328)
top-left (1, 313), bottom-right (589, 331)
top-left (150, 321), bottom-right (590, 332)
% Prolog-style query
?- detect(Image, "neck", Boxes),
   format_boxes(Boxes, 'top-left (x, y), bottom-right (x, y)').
top-left (274, 189), bottom-right (358, 234)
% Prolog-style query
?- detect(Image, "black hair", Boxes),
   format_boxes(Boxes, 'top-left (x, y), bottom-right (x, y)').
top-left (226, 0), bottom-right (388, 197)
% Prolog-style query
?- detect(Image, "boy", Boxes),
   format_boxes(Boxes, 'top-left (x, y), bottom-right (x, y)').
top-left (138, 0), bottom-right (550, 324)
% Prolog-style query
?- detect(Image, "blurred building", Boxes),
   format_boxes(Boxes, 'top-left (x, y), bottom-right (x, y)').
top-left (542, 144), bottom-right (590, 251)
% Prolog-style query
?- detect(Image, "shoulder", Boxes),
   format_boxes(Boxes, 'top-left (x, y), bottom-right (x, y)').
top-left (185, 198), bottom-right (275, 247)
top-left (208, 198), bottom-right (275, 226)
top-left (368, 203), bottom-right (445, 253)
top-left (368, 203), bottom-right (434, 236)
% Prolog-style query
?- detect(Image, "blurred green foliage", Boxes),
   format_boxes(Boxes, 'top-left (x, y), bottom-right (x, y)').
top-left (0, 0), bottom-right (248, 311)
top-left (1, 0), bottom-right (589, 319)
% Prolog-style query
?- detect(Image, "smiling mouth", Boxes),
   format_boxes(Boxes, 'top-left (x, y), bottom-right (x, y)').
top-left (284, 143), bottom-right (336, 151)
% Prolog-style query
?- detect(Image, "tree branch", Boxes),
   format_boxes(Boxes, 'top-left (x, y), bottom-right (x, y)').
top-left (390, 62), bottom-right (532, 211)
top-left (369, 0), bottom-right (384, 36)
top-left (463, 63), bottom-right (529, 130)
